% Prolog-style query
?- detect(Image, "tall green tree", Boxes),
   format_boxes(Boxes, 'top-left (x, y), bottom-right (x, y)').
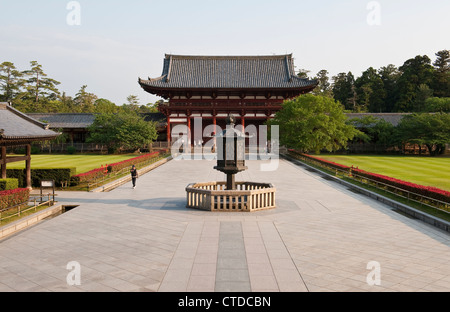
top-left (23, 61), bottom-right (60, 103)
top-left (124, 94), bottom-right (140, 112)
top-left (297, 69), bottom-right (311, 79)
top-left (268, 94), bottom-right (361, 154)
top-left (394, 113), bottom-right (450, 156)
top-left (424, 97), bottom-right (450, 112)
top-left (432, 50), bottom-right (450, 97)
top-left (413, 84), bottom-right (434, 112)
top-left (312, 69), bottom-right (333, 98)
top-left (355, 67), bottom-right (386, 112)
top-left (0, 62), bottom-right (24, 102)
top-left (87, 112), bottom-right (158, 153)
top-left (378, 64), bottom-right (400, 112)
top-left (74, 85), bottom-right (97, 112)
top-left (332, 72), bottom-right (356, 111)
top-left (395, 55), bottom-right (435, 112)
top-left (94, 98), bottom-right (119, 114)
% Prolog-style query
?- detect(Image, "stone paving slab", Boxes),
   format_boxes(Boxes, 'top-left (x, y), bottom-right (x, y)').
top-left (0, 156), bottom-right (449, 292)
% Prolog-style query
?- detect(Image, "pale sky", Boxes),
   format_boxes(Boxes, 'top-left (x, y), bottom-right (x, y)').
top-left (1, 0), bottom-right (449, 106)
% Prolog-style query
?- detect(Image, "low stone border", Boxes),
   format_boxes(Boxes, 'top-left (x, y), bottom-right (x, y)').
top-left (90, 156), bottom-right (173, 192)
top-left (186, 181), bottom-right (276, 212)
top-left (0, 204), bottom-right (64, 240)
top-left (282, 153), bottom-right (450, 233)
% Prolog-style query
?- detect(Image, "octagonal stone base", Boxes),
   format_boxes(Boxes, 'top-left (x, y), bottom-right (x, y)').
top-left (186, 181), bottom-right (276, 212)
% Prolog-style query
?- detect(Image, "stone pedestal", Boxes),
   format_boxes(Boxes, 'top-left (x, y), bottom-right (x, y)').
top-left (186, 181), bottom-right (276, 212)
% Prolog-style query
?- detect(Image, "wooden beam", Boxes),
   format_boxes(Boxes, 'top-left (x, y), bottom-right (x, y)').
top-left (5, 156), bottom-right (28, 163)
top-left (1, 146), bottom-right (6, 179)
top-left (26, 144), bottom-right (31, 189)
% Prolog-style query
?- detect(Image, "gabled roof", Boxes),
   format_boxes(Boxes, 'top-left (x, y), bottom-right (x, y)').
top-left (345, 113), bottom-right (411, 126)
top-left (139, 54), bottom-right (318, 91)
top-left (27, 113), bottom-right (96, 129)
top-left (0, 103), bottom-right (60, 144)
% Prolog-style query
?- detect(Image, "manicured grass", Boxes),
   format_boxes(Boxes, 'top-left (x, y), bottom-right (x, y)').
top-left (317, 155), bottom-right (450, 191)
top-left (6, 154), bottom-right (139, 175)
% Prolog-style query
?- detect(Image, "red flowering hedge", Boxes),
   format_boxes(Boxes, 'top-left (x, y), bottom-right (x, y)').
top-left (71, 149), bottom-right (168, 184)
top-left (0, 188), bottom-right (30, 210)
top-left (353, 169), bottom-right (450, 204)
top-left (288, 149), bottom-right (351, 172)
top-left (288, 149), bottom-right (450, 204)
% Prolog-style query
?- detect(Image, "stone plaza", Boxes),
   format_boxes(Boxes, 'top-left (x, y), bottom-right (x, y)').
top-left (0, 156), bottom-right (449, 292)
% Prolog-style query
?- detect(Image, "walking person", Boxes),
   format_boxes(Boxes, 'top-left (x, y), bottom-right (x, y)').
top-left (130, 164), bottom-right (138, 189)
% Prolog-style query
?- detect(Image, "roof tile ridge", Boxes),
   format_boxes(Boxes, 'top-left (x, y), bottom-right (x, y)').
top-left (165, 54), bottom-right (292, 60)
top-left (6, 105), bottom-right (50, 130)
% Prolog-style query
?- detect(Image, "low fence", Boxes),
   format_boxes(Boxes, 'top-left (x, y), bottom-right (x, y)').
top-left (186, 181), bottom-right (276, 212)
top-left (31, 142), bottom-right (169, 154)
top-left (72, 153), bottom-right (169, 191)
top-left (287, 151), bottom-right (450, 214)
top-left (0, 192), bottom-right (56, 225)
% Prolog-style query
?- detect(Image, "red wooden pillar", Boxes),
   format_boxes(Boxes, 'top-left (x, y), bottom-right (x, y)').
top-left (167, 116), bottom-right (171, 143)
top-left (212, 115), bottom-right (217, 152)
top-left (187, 115), bottom-right (191, 145)
top-left (26, 144), bottom-right (31, 189)
top-left (241, 115), bottom-right (245, 129)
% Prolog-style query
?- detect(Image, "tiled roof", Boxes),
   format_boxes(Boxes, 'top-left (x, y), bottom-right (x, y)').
top-left (27, 113), bottom-right (96, 129)
top-left (0, 103), bottom-right (60, 143)
top-left (345, 113), bottom-right (411, 126)
top-left (139, 54), bottom-right (318, 90)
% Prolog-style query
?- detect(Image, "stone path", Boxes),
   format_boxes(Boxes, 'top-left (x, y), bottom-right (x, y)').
top-left (0, 157), bottom-right (449, 292)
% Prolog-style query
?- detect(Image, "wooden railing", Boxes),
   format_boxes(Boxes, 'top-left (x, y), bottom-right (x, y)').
top-left (0, 192), bottom-right (56, 225)
top-left (286, 151), bottom-right (449, 213)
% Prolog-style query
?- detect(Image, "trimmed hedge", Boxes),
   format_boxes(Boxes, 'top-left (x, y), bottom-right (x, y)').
top-left (288, 149), bottom-right (450, 204)
top-left (6, 168), bottom-right (76, 188)
top-left (71, 150), bottom-right (168, 185)
top-left (288, 150), bottom-right (351, 172)
top-left (0, 178), bottom-right (19, 191)
top-left (0, 188), bottom-right (30, 210)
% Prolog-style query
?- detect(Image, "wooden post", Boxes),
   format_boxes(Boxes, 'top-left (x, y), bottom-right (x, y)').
top-left (1, 146), bottom-right (6, 179)
top-left (187, 115), bottom-right (191, 146)
top-left (26, 144), bottom-right (32, 189)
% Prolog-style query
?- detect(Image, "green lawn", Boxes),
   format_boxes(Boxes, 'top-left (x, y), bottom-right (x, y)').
top-left (6, 154), bottom-right (139, 175)
top-left (317, 155), bottom-right (450, 191)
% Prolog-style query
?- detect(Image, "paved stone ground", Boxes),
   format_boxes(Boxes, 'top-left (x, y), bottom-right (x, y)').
top-left (0, 156), bottom-right (449, 292)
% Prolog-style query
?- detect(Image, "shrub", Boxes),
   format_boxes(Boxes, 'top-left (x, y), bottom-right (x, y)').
top-left (289, 150), bottom-right (351, 172)
top-left (71, 149), bottom-right (168, 184)
top-left (0, 178), bottom-right (19, 191)
top-left (67, 146), bottom-right (76, 154)
top-left (0, 188), bottom-right (30, 210)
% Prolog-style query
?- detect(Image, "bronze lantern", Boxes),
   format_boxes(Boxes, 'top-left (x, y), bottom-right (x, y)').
top-left (214, 114), bottom-right (248, 190)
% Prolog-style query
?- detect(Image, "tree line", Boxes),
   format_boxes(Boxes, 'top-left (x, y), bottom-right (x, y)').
top-left (270, 95), bottom-right (450, 156)
top-left (299, 50), bottom-right (449, 113)
top-left (0, 60), bottom-right (159, 114)
top-left (0, 61), bottom-right (161, 153)
top-left (2, 51), bottom-right (448, 114)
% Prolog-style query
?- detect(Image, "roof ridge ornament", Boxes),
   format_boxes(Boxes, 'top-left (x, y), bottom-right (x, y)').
top-left (285, 55), bottom-right (292, 82)
top-left (166, 55), bottom-right (173, 83)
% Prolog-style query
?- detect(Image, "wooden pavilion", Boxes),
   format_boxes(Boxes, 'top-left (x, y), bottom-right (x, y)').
top-left (0, 103), bottom-right (60, 189)
top-left (138, 54), bottom-right (318, 143)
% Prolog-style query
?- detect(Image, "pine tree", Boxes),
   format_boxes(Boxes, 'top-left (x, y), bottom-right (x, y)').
top-left (0, 62), bottom-right (24, 102)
